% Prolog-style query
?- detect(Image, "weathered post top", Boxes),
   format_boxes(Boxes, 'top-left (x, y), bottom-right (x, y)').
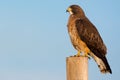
top-left (66, 56), bottom-right (88, 80)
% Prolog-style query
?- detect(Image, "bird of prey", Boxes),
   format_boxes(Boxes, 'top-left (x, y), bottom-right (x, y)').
top-left (66, 5), bottom-right (112, 74)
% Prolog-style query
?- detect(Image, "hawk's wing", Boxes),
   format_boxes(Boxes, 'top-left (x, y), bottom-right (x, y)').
top-left (75, 18), bottom-right (107, 58)
top-left (75, 18), bottom-right (112, 73)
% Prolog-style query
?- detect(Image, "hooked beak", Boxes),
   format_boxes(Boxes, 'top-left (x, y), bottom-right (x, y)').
top-left (66, 7), bottom-right (73, 15)
top-left (66, 7), bottom-right (72, 12)
top-left (66, 9), bottom-right (69, 12)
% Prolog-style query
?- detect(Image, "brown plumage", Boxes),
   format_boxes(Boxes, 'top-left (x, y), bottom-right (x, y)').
top-left (67, 5), bottom-right (112, 74)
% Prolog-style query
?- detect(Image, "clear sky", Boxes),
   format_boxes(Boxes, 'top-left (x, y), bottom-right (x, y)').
top-left (0, 0), bottom-right (120, 80)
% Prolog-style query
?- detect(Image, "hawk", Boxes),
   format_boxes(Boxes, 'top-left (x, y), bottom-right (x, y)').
top-left (66, 5), bottom-right (112, 74)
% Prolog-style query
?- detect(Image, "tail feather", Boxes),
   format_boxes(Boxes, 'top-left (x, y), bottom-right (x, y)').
top-left (90, 52), bottom-right (112, 74)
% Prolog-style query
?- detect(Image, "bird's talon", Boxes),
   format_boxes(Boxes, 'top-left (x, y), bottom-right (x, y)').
top-left (83, 53), bottom-right (91, 59)
top-left (74, 54), bottom-right (80, 57)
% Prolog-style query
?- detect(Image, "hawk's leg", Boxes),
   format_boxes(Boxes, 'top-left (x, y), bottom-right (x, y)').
top-left (83, 48), bottom-right (91, 59)
top-left (74, 51), bottom-right (81, 57)
top-left (83, 52), bottom-right (91, 59)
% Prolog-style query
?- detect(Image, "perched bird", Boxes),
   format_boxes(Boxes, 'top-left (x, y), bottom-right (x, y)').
top-left (66, 5), bottom-right (112, 74)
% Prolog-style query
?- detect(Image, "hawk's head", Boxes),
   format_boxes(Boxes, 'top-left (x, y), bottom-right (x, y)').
top-left (66, 5), bottom-right (85, 17)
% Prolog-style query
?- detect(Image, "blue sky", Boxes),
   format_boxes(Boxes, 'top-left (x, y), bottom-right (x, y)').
top-left (0, 0), bottom-right (120, 80)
